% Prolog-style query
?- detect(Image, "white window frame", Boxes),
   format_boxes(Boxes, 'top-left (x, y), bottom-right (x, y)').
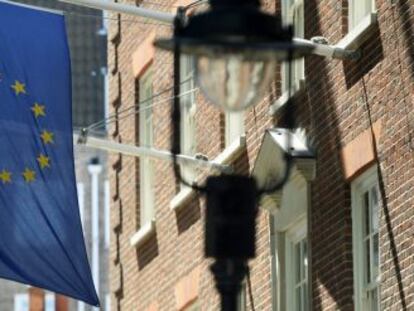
top-left (180, 55), bottom-right (197, 187)
top-left (273, 215), bottom-right (309, 311)
top-left (281, 0), bottom-right (305, 94)
top-left (138, 67), bottom-right (155, 227)
top-left (225, 111), bottom-right (244, 147)
top-left (14, 294), bottom-right (29, 311)
top-left (237, 281), bottom-right (247, 311)
top-left (351, 166), bottom-right (380, 311)
top-left (45, 293), bottom-right (55, 311)
top-left (285, 219), bottom-right (308, 311)
top-left (349, 0), bottom-right (376, 31)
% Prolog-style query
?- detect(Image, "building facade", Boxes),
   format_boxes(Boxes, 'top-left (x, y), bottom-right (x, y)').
top-left (108, 0), bottom-right (413, 310)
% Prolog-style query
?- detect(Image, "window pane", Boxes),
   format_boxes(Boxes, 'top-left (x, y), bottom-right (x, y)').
top-left (372, 288), bottom-right (379, 311)
top-left (371, 187), bottom-right (379, 232)
top-left (296, 287), bottom-right (302, 311)
top-left (295, 242), bottom-right (301, 283)
top-left (139, 69), bottom-right (153, 147)
top-left (303, 240), bottom-right (308, 275)
top-left (303, 284), bottom-right (308, 311)
top-left (365, 239), bottom-right (371, 283)
top-left (372, 233), bottom-right (379, 279)
top-left (364, 192), bottom-right (370, 236)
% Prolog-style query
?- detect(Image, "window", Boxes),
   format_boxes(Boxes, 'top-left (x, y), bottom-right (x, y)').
top-left (180, 55), bottom-right (197, 186)
top-left (273, 217), bottom-right (309, 311)
top-left (14, 294), bottom-right (28, 311)
top-left (352, 168), bottom-right (380, 311)
top-left (14, 293), bottom-right (54, 311)
top-left (286, 220), bottom-right (308, 311)
top-left (225, 111), bottom-right (244, 147)
top-left (237, 281), bottom-right (247, 311)
top-left (136, 66), bottom-right (154, 228)
top-left (349, 0), bottom-right (375, 30)
top-left (45, 293), bottom-right (55, 311)
top-left (281, 0), bottom-right (304, 93)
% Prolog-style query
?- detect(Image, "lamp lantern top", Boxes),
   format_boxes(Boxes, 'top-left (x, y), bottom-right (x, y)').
top-left (154, 0), bottom-right (314, 61)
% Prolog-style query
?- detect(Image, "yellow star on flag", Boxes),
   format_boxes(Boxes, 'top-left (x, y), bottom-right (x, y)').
top-left (37, 154), bottom-right (50, 169)
top-left (31, 103), bottom-right (46, 118)
top-left (11, 80), bottom-right (26, 95)
top-left (22, 168), bottom-right (36, 183)
top-left (0, 169), bottom-right (12, 184)
top-left (40, 130), bottom-right (54, 144)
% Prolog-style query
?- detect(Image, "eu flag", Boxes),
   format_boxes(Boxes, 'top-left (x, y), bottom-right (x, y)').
top-left (0, 1), bottom-right (99, 306)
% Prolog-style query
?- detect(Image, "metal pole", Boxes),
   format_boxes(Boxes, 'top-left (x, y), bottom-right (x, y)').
top-left (74, 134), bottom-right (231, 173)
top-left (58, 0), bottom-right (175, 24)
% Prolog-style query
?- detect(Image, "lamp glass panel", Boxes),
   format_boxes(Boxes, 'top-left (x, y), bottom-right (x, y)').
top-left (196, 55), bottom-right (276, 111)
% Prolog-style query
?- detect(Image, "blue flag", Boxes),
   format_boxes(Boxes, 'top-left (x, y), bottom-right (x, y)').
top-left (0, 1), bottom-right (99, 306)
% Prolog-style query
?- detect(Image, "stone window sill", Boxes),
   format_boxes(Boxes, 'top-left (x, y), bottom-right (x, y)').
top-left (170, 135), bottom-right (247, 211)
top-left (130, 219), bottom-right (156, 248)
top-left (337, 13), bottom-right (378, 50)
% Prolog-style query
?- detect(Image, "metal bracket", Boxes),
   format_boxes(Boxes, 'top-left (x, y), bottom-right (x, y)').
top-left (294, 37), bottom-right (360, 61)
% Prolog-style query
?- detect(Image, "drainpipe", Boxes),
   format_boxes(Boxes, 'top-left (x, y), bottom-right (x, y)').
top-left (88, 158), bottom-right (102, 311)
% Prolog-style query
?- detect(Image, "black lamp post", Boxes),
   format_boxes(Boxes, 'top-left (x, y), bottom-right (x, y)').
top-left (155, 1), bottom-right (314, 310)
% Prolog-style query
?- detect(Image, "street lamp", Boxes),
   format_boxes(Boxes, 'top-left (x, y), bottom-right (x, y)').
top-left (155, 0), bottom-right (313, 111)
top-left (155, 1), bottom-right (314, 310)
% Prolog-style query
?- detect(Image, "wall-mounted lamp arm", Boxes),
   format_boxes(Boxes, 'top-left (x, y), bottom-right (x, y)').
top-left (294, 38), bottom-right (360, 60)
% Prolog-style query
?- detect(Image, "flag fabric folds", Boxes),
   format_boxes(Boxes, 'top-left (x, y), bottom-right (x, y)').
top-left (0, 1), bottom-right (99, 306)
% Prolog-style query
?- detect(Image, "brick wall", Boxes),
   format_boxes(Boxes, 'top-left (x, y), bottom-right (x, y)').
top-left (109, 0), bottom-right (414, 310)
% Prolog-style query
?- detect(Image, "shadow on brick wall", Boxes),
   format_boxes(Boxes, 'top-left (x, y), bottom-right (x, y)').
top-left (136, 232), bottom-right (159, 270)
top-left (396, 0), bottom-right (414, 79)
top-left (306, 1), bottom-right (354, 310)
top-left (175, 198), bottom-right (201, 235)
top-left (343, 24), bottom-right (384, 89)
top-left (361, 80), bottom-right (408, 310)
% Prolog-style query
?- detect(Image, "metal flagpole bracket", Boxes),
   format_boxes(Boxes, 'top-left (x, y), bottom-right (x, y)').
top-left (58, 0), bottom-right (176, 24)
top-left (59, 0), bottom-right (360, 61)
top-left (77, 128), bottom-right (89, 144)
top-left (294, 37), bottom-right (361, 60)
top-left (73, 134), bottom-right (232, 174)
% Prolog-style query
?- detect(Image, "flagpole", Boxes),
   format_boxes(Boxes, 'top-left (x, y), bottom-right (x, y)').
top-left (58, 0), bottom-right (175, 24)
top-left (73, 134), bottom-right (232, 173)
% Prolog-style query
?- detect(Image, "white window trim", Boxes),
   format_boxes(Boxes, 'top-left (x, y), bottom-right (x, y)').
top-left (279, 0), bottom-right (305, 105)
top-left (170, 135), bottom-right (246, 211)
top-left (348, 0), bottom-right (376, 30)
top-left (130, 219), bottom-right (156, 248)
top-left (138, 67), bottom-right (155, 228)
top-left (45, 293), bottom-right (55, 311)
top-left (14, 293), bottom-right (29, 311)
top-left (337, 12), bottom-right (378, 50)
top-left (351, 166), bottom-right (380, 311)
top-left (225, 111), bottom-right (245, 147)
top-left (268, 79), bottom-right (305, 116)
top-left (180, 55), bottom-right (197, 189)
top-left (285, 218), bottom-right (308, 311)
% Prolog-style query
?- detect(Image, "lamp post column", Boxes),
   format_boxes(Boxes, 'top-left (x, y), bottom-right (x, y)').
top-left (205, 176), bottom-right (258, 311)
